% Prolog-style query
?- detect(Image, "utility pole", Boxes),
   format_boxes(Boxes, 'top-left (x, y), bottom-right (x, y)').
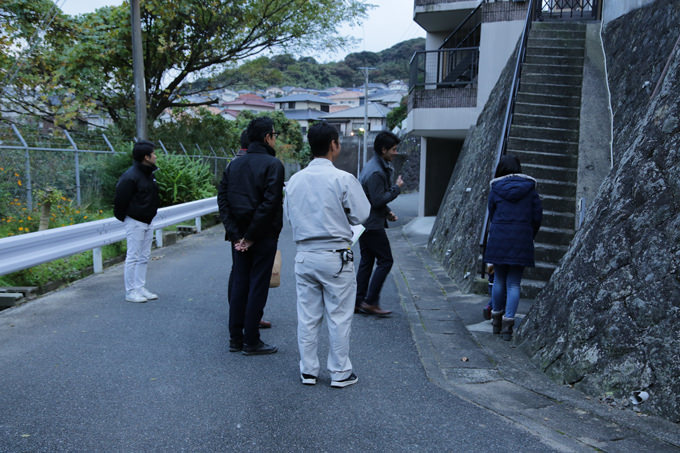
top-left (358, 66), bottom-right (375, 171)
top-left (130, 0), bottom-right (147, 140)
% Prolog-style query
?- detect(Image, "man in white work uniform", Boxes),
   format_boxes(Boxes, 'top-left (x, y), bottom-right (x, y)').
top-left (285, 121), bottom-right (370, 388)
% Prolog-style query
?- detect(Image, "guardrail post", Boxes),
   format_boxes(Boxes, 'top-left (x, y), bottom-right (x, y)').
top-left (195, 216), bottom-right (202, 233)
top-left (11, 124), bottom-right (33, 211)
top-left (155, 229), bottom-right (163, 248)
top-left (158, 140), bottom-right (169, 155)
top-left (93, 247), bottom-right (103, 273)
top-left (63, 130), bottom-right (82, 206)
top-left (179, 142), bottom-right (188, 155)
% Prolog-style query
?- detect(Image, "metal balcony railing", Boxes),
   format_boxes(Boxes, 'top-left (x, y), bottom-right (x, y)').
top-left (408, 47), bottom-right (479, 109)
top-left (414, 0), bottom-right (475, 6)
top-left (409, 47), bottom-right (480, 90)
top-left (536, 0), bottom-right (602, 19)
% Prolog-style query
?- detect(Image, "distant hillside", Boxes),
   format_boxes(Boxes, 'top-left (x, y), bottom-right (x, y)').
top-left (190, 38), bottom-right (425, 92)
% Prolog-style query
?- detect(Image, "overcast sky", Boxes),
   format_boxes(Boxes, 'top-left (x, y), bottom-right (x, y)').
top-left (58, 0), bottom-right (425, 62)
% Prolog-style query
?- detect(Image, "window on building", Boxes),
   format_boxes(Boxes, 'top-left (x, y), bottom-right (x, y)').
top-left (301, 126), bottom-right (307, 134)
top-left (288, 102), bottom-right (296, 109)
top-left (321, 105), bottom-right (329, 113)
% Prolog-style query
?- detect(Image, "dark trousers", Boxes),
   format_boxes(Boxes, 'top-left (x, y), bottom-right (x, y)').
top-left (356, 229), bottom-right (393, 307)
top-left (229, 237), bottom-right (277, 346)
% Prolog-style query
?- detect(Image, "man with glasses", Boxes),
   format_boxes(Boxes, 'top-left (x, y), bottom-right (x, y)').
top-left (219, 117), bottom-right (284, 355)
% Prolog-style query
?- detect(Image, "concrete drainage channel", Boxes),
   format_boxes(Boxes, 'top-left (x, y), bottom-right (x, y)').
top-left (0, 287), bottom-right (38, 310)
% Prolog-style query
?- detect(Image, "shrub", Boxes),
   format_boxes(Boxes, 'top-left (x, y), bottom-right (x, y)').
top-left (155, 154), bottom-right (217, 206)
top-left (99, 152), bottom-right (133, 208)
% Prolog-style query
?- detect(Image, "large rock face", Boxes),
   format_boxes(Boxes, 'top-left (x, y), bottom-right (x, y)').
top-left (428, 46), bottom-right (518, 291)
top-left (516, 0), bottom-right (680, 422)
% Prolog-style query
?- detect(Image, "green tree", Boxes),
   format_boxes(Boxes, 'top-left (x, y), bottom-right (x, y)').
top-left (0, 0), bottom-right (91, 128)
top-left (386, 96), bottom-right (408, 130)
top-left (235, 110), bottom-right (304, 163)
top-left (151, 109), bottom-right (241, 156)
top-left (1, 0), bottom-right (370, 131)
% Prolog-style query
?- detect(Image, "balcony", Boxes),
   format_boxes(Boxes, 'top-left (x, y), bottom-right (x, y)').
top-left (414, 0), bottom-right (480, 32)
top-left (408, 48), bottom-right (479, 110)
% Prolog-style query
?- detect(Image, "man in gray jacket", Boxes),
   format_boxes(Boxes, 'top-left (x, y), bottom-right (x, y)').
top-left (285, 121), bottom-right (370, 388)
top-left (355, 131), bottom-right (404, 317)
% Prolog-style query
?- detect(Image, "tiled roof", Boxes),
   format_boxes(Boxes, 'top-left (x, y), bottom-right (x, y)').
top-left (320, 103), bottom-right (391, 120)
top-left (266, 94), bottom-right (334, 104)
top-left (282, 109), bottom-right (327, 121)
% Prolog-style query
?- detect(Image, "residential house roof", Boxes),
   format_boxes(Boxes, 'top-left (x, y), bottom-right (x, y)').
top-left (329, 105), bottom-right (353, 113)
top-left (282, 109), bottom-right (328, 121)
top-left (328, 90), bottom-right (363, 102)
top-left (369, 91), bottom-right (405, 105)
top-left (220, 108), bottom-right (241, 119)
top-left (223, 94), bottom-right (275, 109)
top-left (266, 94), bottom-right (334, 105)
top-left (320, 103), bottom-right (391, 120)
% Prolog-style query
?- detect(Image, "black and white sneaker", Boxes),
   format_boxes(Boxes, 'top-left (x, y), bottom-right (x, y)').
top-left (331, 373), bottom-right (358, 388)
top-left (301, 374), bottom-right (317, 385)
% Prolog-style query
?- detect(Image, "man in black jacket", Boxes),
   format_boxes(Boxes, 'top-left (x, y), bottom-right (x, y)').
top-left (355, 131), bottom-right (404, 317)
top-left (114, 140), bottom-right (160, 303)
top-left (218, 117), bottom-right (284, 355)
top-left (218, 129), bottom-right (273, 329)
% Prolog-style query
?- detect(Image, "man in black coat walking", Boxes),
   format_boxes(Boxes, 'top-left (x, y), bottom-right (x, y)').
top-left (355, 131), bottom-right (404, 317)
top-left (217, 117), bottom-right (284, 355)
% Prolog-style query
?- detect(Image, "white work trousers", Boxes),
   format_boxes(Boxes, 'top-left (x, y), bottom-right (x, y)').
top-left (295, 250), bottom-right (355, 381)
top-left (124, 216), bottom-right (154, 293)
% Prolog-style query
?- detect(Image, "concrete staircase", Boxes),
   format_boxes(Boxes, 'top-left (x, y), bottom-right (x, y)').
top-left (507, 21), bottom-right (586, 298)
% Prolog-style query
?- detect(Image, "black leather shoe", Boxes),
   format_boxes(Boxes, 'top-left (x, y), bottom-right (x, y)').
top-left (242, 341), bottom-right (278, 355)
top-left (229, 340), bottom-right (243, 352)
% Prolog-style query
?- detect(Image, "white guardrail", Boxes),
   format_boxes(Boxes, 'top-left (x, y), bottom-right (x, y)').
top-left (0, 197), bottom-right (219, 276)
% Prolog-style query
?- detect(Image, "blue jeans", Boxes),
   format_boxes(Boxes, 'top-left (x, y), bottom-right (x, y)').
top-left (491, 264), bottom-right (524, 319)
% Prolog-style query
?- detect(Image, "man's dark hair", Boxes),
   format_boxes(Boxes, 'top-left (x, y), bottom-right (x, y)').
top-left (247, 117), bottom-right (275, 144)
top-left (240, 130), bottom-right (250, 150)
top-left (132, 140), bottom-right (155, 162)
top-left (373, 131), bottom-right (400, 156)
top-left (307, 121), bottom-right (339, 157)
top-left (494, 154), bottom-right (522, 178)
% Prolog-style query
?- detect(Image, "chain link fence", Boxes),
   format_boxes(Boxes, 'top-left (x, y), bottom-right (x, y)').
top-left (0, 124), bottom-right (234, 211)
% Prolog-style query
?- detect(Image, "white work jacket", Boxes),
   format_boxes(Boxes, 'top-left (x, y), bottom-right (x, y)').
top-left (285, 158), bottom-right (370, 252)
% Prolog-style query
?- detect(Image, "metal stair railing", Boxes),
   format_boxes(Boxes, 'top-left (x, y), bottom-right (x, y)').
top-left (478, 0), bottom-right (537, 278)
top-left (409, 2), bottom-right (482, 93)
top-left (440, 3), bottom-right (482, 50)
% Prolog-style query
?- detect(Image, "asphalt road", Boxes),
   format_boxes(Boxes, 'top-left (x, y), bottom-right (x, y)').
top-left (0, 193), bottom-right (558, 452)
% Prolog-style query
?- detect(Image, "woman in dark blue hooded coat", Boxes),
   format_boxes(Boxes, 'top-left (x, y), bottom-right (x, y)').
top-left (484, 155), bottom-right (542, 340)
